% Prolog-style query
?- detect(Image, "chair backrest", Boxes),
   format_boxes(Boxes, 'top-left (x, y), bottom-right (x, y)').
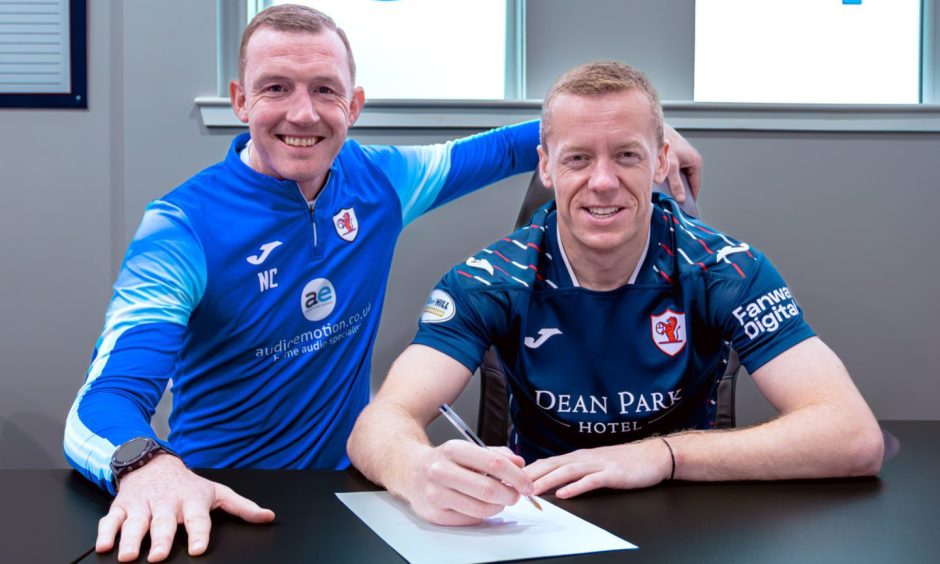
top-left (477, 172), bottom-right (739, 444)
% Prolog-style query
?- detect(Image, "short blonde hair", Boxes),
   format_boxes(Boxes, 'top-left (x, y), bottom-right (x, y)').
top-left (540, 61), bottom-right (663, 148)
top-left (239, 4), bottom-right (356, 84)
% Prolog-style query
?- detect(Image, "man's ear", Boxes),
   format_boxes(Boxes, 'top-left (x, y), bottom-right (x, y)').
top-left (653, 140), bottom-right (670, 184)
top-left (347, 86), bottom-right (366, 127)
top-left (230, 80), bottom-right (249, 124)
top-left (537, 145), bottom-right (553, 190)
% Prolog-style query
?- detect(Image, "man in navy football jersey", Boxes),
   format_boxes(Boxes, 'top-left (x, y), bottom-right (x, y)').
top-left (348, 61), bottom-right (883, 526)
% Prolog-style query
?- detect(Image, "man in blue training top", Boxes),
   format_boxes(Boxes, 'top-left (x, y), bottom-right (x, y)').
top-left (348, 61), bottom-right (884, 526)
top-left (63, 4), bottom-right (705, 562)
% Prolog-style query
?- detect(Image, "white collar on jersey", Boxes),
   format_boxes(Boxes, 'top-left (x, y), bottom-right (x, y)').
top-left (240, 138), bottom-right (253, 167)
top-left (555, 212), bottom-right (651, 289)
top-left (239, 139), bottom-right (318, 208)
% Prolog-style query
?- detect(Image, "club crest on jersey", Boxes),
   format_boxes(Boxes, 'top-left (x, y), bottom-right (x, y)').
top-left (333, 207), bottom-right (358, 242)
top-left (651, 309), bottom-right (687, 357)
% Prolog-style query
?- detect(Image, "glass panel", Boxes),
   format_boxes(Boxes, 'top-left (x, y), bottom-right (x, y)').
top-left (270, 0), bottom-right (507, 100)
top-left (694, 0), bottom-right (921, 104)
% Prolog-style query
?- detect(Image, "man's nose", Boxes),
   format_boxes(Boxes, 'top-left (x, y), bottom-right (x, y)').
top-left (588, 159), bottom-right (618, 192)
top-left (286, 91), bottom-right (320, 125)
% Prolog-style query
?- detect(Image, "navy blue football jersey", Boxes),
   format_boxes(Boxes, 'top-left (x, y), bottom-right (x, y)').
top-left (413, 194), bottom-right (815, 462)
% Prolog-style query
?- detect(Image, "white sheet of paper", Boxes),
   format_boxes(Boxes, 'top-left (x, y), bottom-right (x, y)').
top-left (336, 491), bottom-right (636, 564)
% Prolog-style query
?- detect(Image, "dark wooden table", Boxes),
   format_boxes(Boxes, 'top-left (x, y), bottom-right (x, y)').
top-left (2, 421), bottom-right (936, 563)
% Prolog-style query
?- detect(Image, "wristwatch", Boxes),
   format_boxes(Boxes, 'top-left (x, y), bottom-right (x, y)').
top-left (110, 437), bottom-right (178, 490)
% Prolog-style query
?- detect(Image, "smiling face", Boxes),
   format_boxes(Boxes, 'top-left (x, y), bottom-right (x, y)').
top-left (230, 27), bottom-right (364, 198)
top-left (538, 89), bottom-right (669, 267)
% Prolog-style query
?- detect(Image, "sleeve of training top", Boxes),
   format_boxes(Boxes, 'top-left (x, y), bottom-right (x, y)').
top-left (362, 119), bottom-right (540, 226)
top-left (411, 269), bottom-right (513, 373)
top-left (63, 200), bottom-right (207, 494)
top-left (705, 250), bottom-right (816, 374)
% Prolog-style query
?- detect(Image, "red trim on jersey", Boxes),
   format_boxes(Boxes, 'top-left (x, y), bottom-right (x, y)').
top-left (456, 270), bottom-right (473, 279)
top-left (659, 242), bottom-right (674, 256)
top-left (658, 270), bottom-right (673, 284)
top-left (493, 250), bottom-right (511, 263)
top-left (527, 242), bottom-right (542, 252)
top-left (696, 239), bottom-right (714, 254)
top-left (697, 262), bottom-right (708, 272)
top-left (731, 262), bottom-right (746, 278)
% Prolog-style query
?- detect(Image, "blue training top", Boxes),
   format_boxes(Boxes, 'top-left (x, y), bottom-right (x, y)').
top-left (65, 122), bottom-right (540, 493)
top-left (413, 195), bottom-right (815, 462)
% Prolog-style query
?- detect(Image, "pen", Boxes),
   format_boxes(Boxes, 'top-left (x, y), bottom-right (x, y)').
top-left (438, 402), bottom-right (542, 511)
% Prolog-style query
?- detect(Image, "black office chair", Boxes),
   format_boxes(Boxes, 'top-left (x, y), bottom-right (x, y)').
top-left (474, 172), bottom-right (744, 445)
top-left (476, 172), bottom-right (900, 465)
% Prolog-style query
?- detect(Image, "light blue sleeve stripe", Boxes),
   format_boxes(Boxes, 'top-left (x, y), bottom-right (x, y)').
top-left (64, 398), bottom-right (118, 494)
top-left (398, 142), bottom-right (454, 225)
top-left (365, 120), bottom-right (540, 227)
top-left (87, 200), bottom-right (206, 383)
top-left (63, 200), bottom-right (206, 492)
top-left (360, 142), bottom-right (454, 227)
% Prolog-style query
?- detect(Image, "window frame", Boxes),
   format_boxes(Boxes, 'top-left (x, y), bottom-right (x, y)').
top-left (923, 0), bottom-right (939, 104)
top-left (227, 0), bottom-right (525, 101)
top-left (195, 0), bottom-right (940, 132)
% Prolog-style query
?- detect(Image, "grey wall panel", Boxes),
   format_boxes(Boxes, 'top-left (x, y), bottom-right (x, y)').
top-left (685, 130), bottom-right (940, 425)
top-left (121, 0), bottom-right (232, 245)
top-left (0, 2), bottom-right (116, 468)
top-left (525, 0), bottom-right (695, 100)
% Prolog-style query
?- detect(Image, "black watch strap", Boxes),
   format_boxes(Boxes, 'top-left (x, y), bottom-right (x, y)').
top-left (110, 437), bottom-right (177, 490)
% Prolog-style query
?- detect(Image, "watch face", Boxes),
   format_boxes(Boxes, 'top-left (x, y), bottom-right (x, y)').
top-left (114, 437), bottom-right (151, 464)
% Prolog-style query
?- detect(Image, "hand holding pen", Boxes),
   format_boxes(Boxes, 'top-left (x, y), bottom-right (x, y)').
top-left (438, 403), bottom-right (542, 511)
top-left (387, 400), bottom-right (538, 526)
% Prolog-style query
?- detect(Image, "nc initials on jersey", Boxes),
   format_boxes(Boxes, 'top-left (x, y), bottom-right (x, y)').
top-left (651, 309), bottom-right (687, 357)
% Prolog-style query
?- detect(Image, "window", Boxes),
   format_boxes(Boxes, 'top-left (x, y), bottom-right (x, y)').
top-left (201, 0), bottom-right (940, 131)
top-left (255, 0), bottom-right (520, 100)
top-left (694, 0), bottom-right (922, 104)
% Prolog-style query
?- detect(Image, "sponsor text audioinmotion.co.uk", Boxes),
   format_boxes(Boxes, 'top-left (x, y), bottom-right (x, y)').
top-left (255, 302), bottom-right (373, 361)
